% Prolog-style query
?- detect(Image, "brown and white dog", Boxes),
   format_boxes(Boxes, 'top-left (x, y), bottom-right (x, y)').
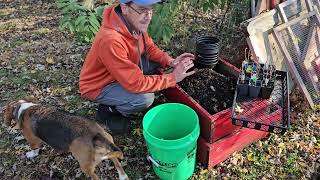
top-left (3, 100), bottom-right (129, 180)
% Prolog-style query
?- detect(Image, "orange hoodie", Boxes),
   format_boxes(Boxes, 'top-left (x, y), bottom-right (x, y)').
top-left (79, 4), bottom-right (176, 101)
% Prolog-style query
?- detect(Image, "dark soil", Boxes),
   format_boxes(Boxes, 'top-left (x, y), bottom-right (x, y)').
top-left (178, 68), bottom-right (237, 114)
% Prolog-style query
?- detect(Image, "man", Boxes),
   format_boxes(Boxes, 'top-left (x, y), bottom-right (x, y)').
top-left (79, 0), bottom-right (195, 134)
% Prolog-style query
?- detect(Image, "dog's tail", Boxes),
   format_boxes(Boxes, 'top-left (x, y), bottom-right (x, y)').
top-left (92, 133), bottom-right (124, 159)
top-left (3, 103), bottom-right (14, 126)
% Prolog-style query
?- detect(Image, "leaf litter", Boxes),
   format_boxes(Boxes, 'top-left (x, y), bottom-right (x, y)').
top-left (0, 0), bottom-right (319, 180)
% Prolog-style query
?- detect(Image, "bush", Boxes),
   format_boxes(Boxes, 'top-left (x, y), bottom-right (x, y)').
top-left (57, 0), bottom-right (227, 44)
top-left (57, 0), bottom-right (110, 42)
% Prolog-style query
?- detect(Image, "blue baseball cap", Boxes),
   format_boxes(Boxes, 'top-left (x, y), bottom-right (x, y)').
top-left (120, 0), bottom-right (164, 6)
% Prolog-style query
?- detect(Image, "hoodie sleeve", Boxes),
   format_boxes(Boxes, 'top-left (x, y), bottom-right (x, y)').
top-left (143, 33), bottom-right (173, 67)
top-left (98, 38), bottom-right (176, 93)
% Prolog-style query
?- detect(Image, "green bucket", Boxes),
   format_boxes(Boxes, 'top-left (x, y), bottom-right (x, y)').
top-left (143, 103), bottom-right (200, 180)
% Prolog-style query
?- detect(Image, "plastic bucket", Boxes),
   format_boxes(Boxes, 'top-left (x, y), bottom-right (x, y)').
top-left (143, 103), bottom-right (200, 180)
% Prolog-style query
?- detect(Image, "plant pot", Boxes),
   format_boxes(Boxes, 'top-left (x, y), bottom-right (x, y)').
top-left (194, 61), bottom-right (217, 69)
top-left (197, 53), bottom-right (219, 59)
top-left (196, 36), bottom-right (220, 45)
top-left (196, 53), bottom-right (219, 66)
top-left (260, 80), bottom-right (275, 99)
top-left (196, 50), bottom-right (219, 56)
top-left (197, 57), bottom-right (219, 63)
top-left (196, 46), bottom-right (220, 54)
top-left (260, 86), bottom-right (274, 99)
top-left (197, 60), bottom-right (218, 66)
top-left (237, 79), bottom-right (249, 96)
top-left (248, 80), bottom-right (262, 98)
top-left (196, 36), bottom-right (220, 55)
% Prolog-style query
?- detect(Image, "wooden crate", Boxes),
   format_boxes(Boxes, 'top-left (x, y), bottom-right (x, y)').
top-left (162, 57), bottom-right (268, 143)
top-left (197, 128), bottom-right (268, 168)
top-left (162, 57), bottom-right (272, 167)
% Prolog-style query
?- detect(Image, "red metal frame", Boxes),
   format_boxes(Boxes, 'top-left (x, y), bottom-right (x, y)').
top-left (162, 57), bottom-right (272, 167)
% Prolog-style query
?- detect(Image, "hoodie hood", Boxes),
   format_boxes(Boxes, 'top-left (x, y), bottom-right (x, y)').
top-left (101, 4), bottom-right (135, 39)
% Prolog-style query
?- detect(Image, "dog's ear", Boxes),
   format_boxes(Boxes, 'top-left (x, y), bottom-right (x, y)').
top-left (3, 103), bottom-right (14, 126)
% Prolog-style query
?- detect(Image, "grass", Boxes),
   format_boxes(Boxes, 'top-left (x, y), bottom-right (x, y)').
top-left (0, 69), bottom-right (7, 78)
top-left (0, 8), bottom-right (15, 17)
top-left (0, 22), bottom-right (17, 32)
top-left (32, 28), bottom-right (51, 35)
top-left (10, 39), bottom-right (27, 48)
top-left (18, 5), bottom-right (30, 14)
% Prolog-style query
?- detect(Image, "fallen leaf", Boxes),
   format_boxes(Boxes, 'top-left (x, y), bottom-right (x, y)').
top-left (247, 152), bottom-right (256, 162)
top-left (200, 168), bottom-right (208, 175)
top-left (132, 128), bottom-right (142, 136)
top-left (46, 55), bottom-right (55, 64)
top-left (235, 104), bottom-right (244, 113)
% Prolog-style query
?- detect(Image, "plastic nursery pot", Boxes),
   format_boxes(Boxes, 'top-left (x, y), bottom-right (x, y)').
top-left (237, 79), bottom-right (249, 96)
top-left (260, 81), bottom-right (275, 99)
top-left (196, 36), bottom-right (220, 46)
top-left (194, 61), bottom-right (217, 69)
top-left (196, 57), bottom-right (219, 64)
top-left (196, 36), bottom-right (220, 55)
top-left (196, 53), bottom-right (219, 59)
top-left (248, 80), bottom-right (262, 98)
top-left (195, 53), bottom-right (219, 66)
top-left (196, 46), bottom-right (220, 55)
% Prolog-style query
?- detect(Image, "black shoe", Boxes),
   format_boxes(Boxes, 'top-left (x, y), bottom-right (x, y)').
top-left (96, 104), bottom-right (131, 135)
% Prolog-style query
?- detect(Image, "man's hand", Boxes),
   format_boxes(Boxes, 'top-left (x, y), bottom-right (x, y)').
top-left (172, 58), bottom-right (195, 83)
top-left (168, 53), bottom-right (194, 67)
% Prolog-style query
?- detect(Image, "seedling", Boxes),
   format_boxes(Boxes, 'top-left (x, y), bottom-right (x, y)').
top-left (240, 72), bottom-right (246, 83)
top-left (250, 72), bottom-right (257, 84)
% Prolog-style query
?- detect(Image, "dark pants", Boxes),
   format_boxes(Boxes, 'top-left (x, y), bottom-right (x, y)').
top-left (95, 57), bottom-right (160, 116)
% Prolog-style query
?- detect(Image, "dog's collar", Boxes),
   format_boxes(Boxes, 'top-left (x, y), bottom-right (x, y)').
top-left (16, 102), bottom-right (38, 120)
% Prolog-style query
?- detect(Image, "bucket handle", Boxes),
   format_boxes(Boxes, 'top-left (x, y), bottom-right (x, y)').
top-left (147, 155), bottom-right (160, 167)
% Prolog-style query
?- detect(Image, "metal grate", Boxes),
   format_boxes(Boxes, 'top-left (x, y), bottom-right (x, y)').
top-left (313, 0), bottom-right (320, 11)
top-left (231, 70), bottom-right (290, 134)
top-left (273, 11), bottom-right (320, 106)
top-left (231, 71), bottom-right (290, 133)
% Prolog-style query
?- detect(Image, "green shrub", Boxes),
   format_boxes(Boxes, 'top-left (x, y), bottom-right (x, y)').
top-left (57, 0), bottom-right (109, 42)
top-left (57, 0), bottom-right (227, 44)
top-left (149, 0), bottom-right (228, 44)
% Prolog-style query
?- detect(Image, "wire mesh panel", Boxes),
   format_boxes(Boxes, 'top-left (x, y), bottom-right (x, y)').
top-left (231, 70), bottom-right (290, 134)
top-left (273, 11), bottom-right (320, 107)
top-left (313, 0), bottom-right (320, 11)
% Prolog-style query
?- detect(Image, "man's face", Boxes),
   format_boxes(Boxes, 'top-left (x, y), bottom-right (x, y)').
top-left (121, 3), bottom-right (154, 33)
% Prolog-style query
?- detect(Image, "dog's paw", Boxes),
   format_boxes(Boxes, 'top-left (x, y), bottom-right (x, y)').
top-left (26, 149), bottom-right (40, 158)
top-left (119, 174), bottom-right (129, 180)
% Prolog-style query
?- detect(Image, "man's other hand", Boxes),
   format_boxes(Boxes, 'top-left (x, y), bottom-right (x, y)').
top-left (168, 53), bottom-right (194, 67)
top-left (172, 58), bottom-right (195, 83)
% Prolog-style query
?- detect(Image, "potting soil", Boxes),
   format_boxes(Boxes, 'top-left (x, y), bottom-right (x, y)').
top-left (178, 68), bottom-right (237, 114)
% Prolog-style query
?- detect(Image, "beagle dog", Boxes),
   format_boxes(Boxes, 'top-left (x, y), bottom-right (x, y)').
top-left (3, 100), bottom-right (129, 180)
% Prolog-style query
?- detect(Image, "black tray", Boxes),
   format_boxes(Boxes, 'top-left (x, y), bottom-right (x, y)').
top-left (231, 70), bottom-right (290, 134)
